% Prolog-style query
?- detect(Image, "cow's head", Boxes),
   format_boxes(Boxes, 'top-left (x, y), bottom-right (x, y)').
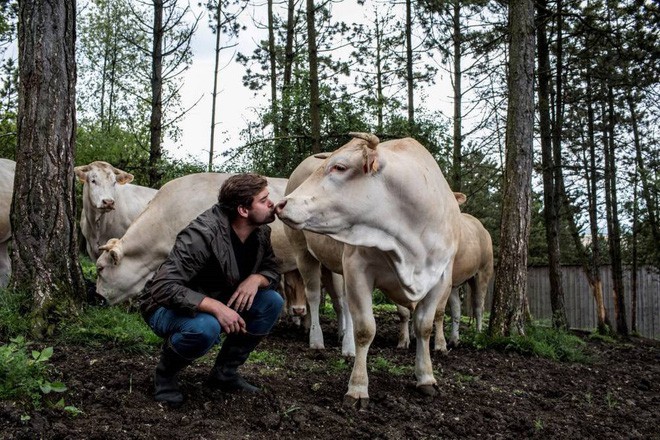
top-left (95, 238), bottom-right (154, 305)
top-left (75, 161), bottom-right (134, 212)
top-left (281, 270), bottom-right (307, 319)
top-left (277, 132), bottom-right (386, 240)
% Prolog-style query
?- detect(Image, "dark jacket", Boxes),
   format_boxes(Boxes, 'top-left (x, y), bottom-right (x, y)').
top-left (139, 203), bottom-right (281, 319)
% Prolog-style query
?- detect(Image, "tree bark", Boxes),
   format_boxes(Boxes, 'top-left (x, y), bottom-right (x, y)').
top-left (603, 87), bottom-right (627, 336)
top-left (536, 0), bottom-right (568, 330)
top-left (405, 0), bottom-right (415, 127)
top-left (148, 0), bottom-right (164, 187)
top-left (268, 0), bottom-right (278, 138)
top-left (489, 0), bottom-right (535, 337)
top-left (209, 0), bottom-right (222, 172)
top-left (451, 0), bottom-right (462, 191)
top-left (14, 0), bottom-right (85, 337)
top-left (306, 0), bottom-right (321, 153)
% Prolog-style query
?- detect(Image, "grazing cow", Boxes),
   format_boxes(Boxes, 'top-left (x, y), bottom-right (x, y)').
top-left (0, 159), bottom-right (15, 287)
top-left (396, 203), bottom-right (494, 350)
top-left (75, 161), bottom-right (157, 260)
top-left (95, 173), bottom-right (298, 305)
top-left (283, 153), bottom-right (355, 356)
top-left (277, 133), bottom-right (462, 408)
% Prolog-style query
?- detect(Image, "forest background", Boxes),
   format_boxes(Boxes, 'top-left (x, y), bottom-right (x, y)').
top-left (0, 0), bottom-right (658, 338)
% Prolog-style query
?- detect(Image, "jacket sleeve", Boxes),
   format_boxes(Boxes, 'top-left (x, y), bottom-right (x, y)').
top-left (144, 225), bottom-right (211, 316)
top-left (256, 226), bottom-right (281, 291)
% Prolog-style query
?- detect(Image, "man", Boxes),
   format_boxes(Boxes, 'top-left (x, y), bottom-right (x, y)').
top-left (139, 173), bottom-right (284, 408)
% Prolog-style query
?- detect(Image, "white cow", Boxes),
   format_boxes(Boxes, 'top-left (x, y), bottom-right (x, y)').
top-left (75, 161), bottom-right (157, 260)
top-left (0, 158), bottom-right (16, 287)
top-left (283, 154), bottom-right (355, 356)
top-left (95, 173), bottom-right (298, 305)
top-left (277, 133), bottom-right (462, 408)
top-left (397, 202), bottom-right (494, 350)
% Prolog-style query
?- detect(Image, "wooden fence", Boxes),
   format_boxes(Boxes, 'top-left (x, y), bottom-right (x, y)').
top-left (464, 265), bottom-right (660, 339)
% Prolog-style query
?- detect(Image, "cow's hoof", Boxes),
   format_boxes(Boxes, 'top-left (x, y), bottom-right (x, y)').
top-left (447, 340), bottom-right (459, 349)
top-left (416, 384), bottom-right (437, 397)
top-left (343, 395), bottom-right (369, 410)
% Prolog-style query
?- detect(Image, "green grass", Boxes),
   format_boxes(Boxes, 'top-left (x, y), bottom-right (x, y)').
top-left (0, 288), bottom-right (31, 339)
top-left (466, 324), bottom-right (589, 363)
top-left (0, 336), bottom-right (69, 409)
top-left (59, 305), bottom-right (161, 354)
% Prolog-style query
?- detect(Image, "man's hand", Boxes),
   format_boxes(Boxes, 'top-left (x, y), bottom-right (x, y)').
top-left (199, 297), bottom-right (246, 334)
top-left (227, 274), bottom-right (266, 312)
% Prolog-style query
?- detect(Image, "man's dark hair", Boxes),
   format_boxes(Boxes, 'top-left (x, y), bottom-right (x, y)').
top-left (218, 173), bottom-right (269, 220)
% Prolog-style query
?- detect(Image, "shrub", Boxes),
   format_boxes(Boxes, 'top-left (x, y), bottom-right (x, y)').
top-left (0, 336), bottom-right (67, 408)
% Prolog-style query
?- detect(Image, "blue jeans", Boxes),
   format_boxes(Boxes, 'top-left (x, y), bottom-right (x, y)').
top-left (147, 289), bottom-right (284, 360)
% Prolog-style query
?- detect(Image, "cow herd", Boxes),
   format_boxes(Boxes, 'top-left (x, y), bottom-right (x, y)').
top-left (0, 133), bottom-right (493, 407)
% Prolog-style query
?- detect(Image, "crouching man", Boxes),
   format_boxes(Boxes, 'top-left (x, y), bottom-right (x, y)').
top-left (138, 173), bottom-right (284, 408)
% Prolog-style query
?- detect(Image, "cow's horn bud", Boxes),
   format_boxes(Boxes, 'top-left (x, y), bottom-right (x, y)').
top-left (349, 132), bottom-right (379, 150)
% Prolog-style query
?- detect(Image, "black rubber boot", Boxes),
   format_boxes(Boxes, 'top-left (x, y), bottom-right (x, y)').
top-left (154, 342), bottom-right (192, 408)
top-left (207, 333), bottom-right (264, 393)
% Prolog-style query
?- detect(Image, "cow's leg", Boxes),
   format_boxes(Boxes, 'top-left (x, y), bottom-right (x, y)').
top-left (447, 287), bottom-right (462, 348)
top-left (342, 250), bottom-right (375, 409)
top-left (414, 274), bottom-right (452, 395)
top-left (396, 304), bottom-right (412, 349)
top-left (432, 290), bottom-right (449, 353)
top-left (322, 269), bottom-right (355, 357)
top-left (0, 240), bottom-right (10, 288)
top-left (296, 253), bottom-right (324, 349)
top-left (472, 275), bottom-right (487, 333)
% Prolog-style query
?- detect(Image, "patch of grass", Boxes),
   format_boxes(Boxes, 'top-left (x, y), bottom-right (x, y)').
top-left (588, 332), bottom-right (617, 344)
top-left (248, 348), bottom-right (286, 368)
top-left (0, 336), bottom-right (68, 409)
top-left (79, 254), bottom-right (97, 282)
top-left (0, 289), bottom-right (31, 339)
top-left (369, 355), bottom-right (412, 375)
top-left (59, 305), bottom-right (160, 353)
top-left (467, 325), bottom-right (589, 363)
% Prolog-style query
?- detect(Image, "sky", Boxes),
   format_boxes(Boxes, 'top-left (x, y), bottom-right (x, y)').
top-left (165, 1), bottom-right (455, 168)
top-left (163, 3), bottom-right (264, 167)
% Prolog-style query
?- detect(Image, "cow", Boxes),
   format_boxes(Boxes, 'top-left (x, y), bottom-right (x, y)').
top-left (277, 133), bottom-right (462, 408)
top-left (396, 202), bottom-right (494, 350)
top-left (94, 173), bottom-right (330, 318)
top-left (282, 153), bottom-right (355, 356)
top-left (0, 158), bottom-right (15, 287)
top-left (75, 161), bottom-right (158, 260)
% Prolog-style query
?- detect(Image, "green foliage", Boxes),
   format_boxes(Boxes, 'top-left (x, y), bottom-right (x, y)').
top-left (0, 288), bottom-right (31, 339)
top-left (0, 336), bottom-right (67, 408)
top-left (369, 355), bottom-right (412, 376)
top-left (59, 306), bottom-right (160, 354)
top-left (248, 349), bottom-right (286, 368)
top-left (469, 325), bottom-right (589, 363)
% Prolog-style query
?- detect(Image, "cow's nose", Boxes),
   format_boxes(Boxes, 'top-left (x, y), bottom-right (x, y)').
top-left (291, 306), bottom-right (307, 316)
top-left (102, 199), bottom-right (115, 209)
top-left (274, 199), bottom-right (287, 215)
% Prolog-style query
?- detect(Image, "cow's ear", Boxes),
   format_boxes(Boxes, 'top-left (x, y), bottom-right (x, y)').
top-left (109, 248), bottom-right (123, 265)
top-left (454, 192), bottom-right (467, 205)
top-left (115, 172), bottom-right (134, 185)
top-left (74, 165), bottom-right (90, 182)
top-left (363, 148), bottom-right (381, 174)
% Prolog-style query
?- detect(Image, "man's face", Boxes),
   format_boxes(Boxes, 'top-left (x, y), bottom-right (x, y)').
top-left (245, 187), bottom-right (276, 225)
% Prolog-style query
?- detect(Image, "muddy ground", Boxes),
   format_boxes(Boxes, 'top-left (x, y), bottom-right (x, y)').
top-left (1, 309), bottom-right (658, 439)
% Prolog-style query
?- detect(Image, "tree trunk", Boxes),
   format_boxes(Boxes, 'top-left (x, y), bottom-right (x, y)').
top-left (489, 0), bottom-right (534, 338)
top-left (627, 94), bottom-right (660, 265)
top-left (14, 0), bottom-right (85, 338)
top-left (209, 0), bottom-right (222, 172)
top-left (148, 0), bottom-right (164, 187)
top-left (631, 174), bottom-right (639, 334)
top-left (280, 0), bottom-right (295, 139)
top-left (405, 0), bottom-right (415, 127)
top-left (603, 87), bottom-right (627, 336)
top-left (375, 16), bottom-right (384, 133)
top-left (268, 0), bottom-right (278, 138)
top-left (451, 0), bottom-right (462, 191)
top-left (536, 0), bottom-right (567, 330)
top-left (306, 0), bottom-right (321, 153)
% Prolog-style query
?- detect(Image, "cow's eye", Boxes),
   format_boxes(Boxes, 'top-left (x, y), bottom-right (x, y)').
top-left (331, 164), bottom-right (347, 173)
top-left (90, 179), bottom-right (96, 184)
